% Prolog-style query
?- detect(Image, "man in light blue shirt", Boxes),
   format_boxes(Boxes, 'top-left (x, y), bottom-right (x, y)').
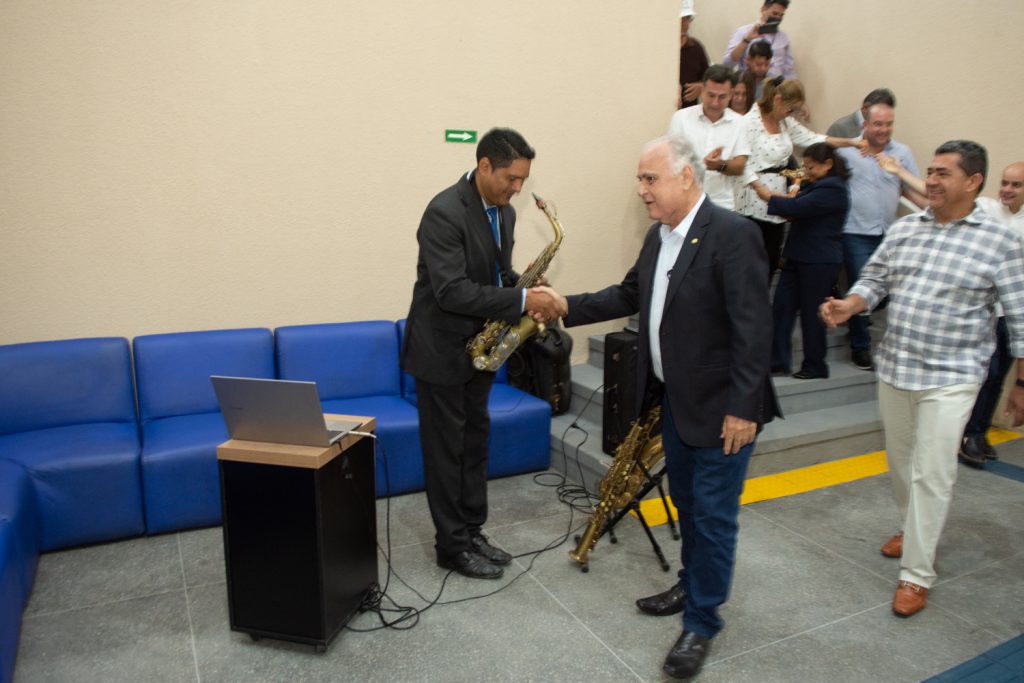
top-left (827, 88), bottom-right (896, 139)
top-left (837, 103), bottom-right (926, 370)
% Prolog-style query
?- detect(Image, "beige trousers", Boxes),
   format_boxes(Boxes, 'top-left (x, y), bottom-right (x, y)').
top-left (876, 380), bottom-right (980, 588)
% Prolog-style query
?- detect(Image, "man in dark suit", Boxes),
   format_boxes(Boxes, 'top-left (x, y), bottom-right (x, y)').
top-left (560, 135), bottom-right (778, 679)
top-left (402, 128), bottom-right (565, 580)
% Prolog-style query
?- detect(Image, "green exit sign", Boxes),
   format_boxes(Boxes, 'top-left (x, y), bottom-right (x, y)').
top-left (445, 129), bottom-right (477, 143)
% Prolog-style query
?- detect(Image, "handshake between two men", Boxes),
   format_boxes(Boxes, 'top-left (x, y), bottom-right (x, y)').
top-left (525, 285), bottom-right (568, 323)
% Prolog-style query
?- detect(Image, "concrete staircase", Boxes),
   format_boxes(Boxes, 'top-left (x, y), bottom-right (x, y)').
top-left (549, 316), bottom-right (885, 492)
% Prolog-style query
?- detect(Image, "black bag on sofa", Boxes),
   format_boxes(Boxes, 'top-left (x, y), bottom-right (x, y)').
top-left (507, 325), bottom-right (573, 415)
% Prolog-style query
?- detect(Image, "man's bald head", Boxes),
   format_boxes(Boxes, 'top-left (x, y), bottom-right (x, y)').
top-left (998, 162), bottom-right (1024, 213)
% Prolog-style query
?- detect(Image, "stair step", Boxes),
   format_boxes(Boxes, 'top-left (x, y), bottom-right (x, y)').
top-left (567, 358), bottom-right (878, 420)
top-left (586, 312), bottom-right (887, 371)
top-left (548, 399), bottom-right (884, 493)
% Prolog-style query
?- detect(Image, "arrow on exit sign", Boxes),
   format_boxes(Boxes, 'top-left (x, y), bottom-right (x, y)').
top-left (445, 129), bottom-right (477, 143)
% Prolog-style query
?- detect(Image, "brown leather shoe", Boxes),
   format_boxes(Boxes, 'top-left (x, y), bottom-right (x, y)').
top-left (892, 580), bottom-right (928, 617)
top-left (880, 532), bottom-right (903, 558)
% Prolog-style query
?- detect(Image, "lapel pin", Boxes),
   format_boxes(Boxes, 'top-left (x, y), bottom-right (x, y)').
top-left (691, 238), bottom-right (699, 244)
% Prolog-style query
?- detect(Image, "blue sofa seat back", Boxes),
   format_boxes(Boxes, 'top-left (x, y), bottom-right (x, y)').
top-left (132, 328), bottom-right (274, 534)
top-left (396, 319), bottom-right (507, 403)
top-left (275, 321), bottom-right (402, 399)
top-left (134, 328), bottom-right (275, 422)
top-left (0, 337), bottom-right (136, 436)
top-left (276, 321), bottom-right (420, 497)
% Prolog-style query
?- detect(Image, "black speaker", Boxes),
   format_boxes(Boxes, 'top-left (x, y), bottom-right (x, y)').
top-left (602, 330), bottom-right (640, 454)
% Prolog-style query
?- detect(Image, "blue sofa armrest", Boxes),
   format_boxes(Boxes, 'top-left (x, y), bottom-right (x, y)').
top-left (0, 460), bottom-right (40, 608)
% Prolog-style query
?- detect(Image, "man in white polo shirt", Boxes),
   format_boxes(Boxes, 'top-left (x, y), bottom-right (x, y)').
top-left (959, 161), bottom-right (1024, 465)
top-left (668, 65), bottom-right (750, 211)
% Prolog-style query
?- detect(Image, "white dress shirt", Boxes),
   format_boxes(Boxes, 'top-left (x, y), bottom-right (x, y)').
top-left (668, 107), bottom-right (750, 211)
top-left (650, 194), bottom-right (707, 382)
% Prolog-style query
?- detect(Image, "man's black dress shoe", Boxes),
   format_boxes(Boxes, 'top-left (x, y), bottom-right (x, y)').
top-left (792, 370), bottom-right (826, 380)
top-left (636, 584), bottom-right (687, 616)
top-left (470, 534), bottom-right (512, 566)
top-left (437, 550), bottom-right (503, 579)
top-left (980, 436), bottom-right (998, 459)
top-left (852, 349), bottom-right (874, 371)
top-left (958, 436), bottom-right (987, 469)
top-left (663, 630), bottom-right (711, 679)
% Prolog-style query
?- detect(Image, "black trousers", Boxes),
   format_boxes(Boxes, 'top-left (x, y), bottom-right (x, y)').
top-left (771, 260), bottom-right (840, 377)
top-left (415, 371), bottom-right (495, 557)
top-left (752, 218), bottom-right (786, 279)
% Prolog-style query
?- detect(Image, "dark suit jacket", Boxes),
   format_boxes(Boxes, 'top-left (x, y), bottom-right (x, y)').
top-left (767, 175), bottom-right (850, 264)
top-left (402, 172), bottom-right (524, 386)
top-left (826, 111), bottom-right (861, 139)
top-left (564, 198), bottom-right (780, 447)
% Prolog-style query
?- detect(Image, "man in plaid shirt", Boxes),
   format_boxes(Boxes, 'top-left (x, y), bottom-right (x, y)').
top-left (820, 140), bottom-right (1024, 618)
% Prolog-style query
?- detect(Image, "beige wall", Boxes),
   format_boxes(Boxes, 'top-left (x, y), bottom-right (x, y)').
top-left (0, 1), bottom-right (678, 351)
top-left (2, 1), bottom-right (1023, 366)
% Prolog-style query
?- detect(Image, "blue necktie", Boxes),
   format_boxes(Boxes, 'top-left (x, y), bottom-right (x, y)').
top-left (486, 207), bottom-right (502, 286)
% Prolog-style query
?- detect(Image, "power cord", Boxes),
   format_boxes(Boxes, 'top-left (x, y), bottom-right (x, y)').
top-left (343, 383), bottom-right (609, 632)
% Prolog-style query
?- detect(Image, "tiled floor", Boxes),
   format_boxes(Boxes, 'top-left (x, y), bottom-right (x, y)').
top-left (13, 441), bottom-right (1024, 682)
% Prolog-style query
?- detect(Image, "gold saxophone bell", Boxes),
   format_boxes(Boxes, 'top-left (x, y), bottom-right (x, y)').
top-left (467, 193), bottom-right (565, 372)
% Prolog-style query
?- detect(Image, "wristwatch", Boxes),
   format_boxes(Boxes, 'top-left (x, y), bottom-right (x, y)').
top-left (719, 161), bottom-right (728, 173)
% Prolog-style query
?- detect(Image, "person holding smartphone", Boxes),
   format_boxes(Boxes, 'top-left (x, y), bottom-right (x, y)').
top-left (724, 1), bottom-right (796, 79)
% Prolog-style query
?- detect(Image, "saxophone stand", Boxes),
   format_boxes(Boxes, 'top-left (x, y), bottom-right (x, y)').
top-left (578, 462), bottom-right (680, 573)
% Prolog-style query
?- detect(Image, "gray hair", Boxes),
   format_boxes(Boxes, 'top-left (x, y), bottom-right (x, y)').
top-left (644, 135), bottom-right (705, 185)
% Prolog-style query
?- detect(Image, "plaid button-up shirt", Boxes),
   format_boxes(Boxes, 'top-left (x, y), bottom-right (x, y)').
top-left (849, 204), bottom-right (1024, 391)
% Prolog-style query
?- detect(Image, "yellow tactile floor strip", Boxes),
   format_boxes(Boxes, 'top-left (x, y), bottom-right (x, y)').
top-left (634, 428), bottom-right (1022, 526)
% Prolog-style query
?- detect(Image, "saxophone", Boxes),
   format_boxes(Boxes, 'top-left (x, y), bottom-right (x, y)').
top-left (570, 406), bottom-right (665, 569)
top-left (467, 192), bottom-right (565, 372)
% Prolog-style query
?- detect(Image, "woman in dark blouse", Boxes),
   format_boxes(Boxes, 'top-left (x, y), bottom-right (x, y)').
top-left (756, 142), bottom-right (850, 379)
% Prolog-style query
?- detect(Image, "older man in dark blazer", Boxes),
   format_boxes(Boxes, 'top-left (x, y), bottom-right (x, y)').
top-left (402, 128), bottom-right (565, 580)
top-left (561, 135), bottom-right (778, 679)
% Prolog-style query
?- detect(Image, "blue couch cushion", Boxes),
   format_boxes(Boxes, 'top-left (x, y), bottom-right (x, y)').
top-left (275, 321), bottom-right (402, 400)
top-left (139, 413), bottom-right (229, 534)
top-left (486, 385), bottom-right (552, 477)
top-left (0, 423), bottom-right (143, 551)
top-left (321, 396), bottom-right (422, 497)
top-left (133, 328), bottom-right (274, 535)
top-left (0, 337), bottom-right (136, 436)
top-left (0, 460), bottom-right (40, 608)
top-left (134, 328), bottom-right (275, 422)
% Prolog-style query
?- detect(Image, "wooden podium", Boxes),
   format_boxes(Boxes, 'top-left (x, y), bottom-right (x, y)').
top-left (216, 414), bottom-right (378, 651)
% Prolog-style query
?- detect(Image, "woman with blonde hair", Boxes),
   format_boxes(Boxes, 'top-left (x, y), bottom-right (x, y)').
top-left (737, 77), bottom-right (865, 278)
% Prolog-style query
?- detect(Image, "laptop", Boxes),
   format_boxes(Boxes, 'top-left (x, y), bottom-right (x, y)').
top-left (210, 376), bottom-right (363, 447)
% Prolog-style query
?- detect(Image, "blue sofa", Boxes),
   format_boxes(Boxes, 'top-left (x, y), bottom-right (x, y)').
top-left (0, 322), bottom-right (552, 681)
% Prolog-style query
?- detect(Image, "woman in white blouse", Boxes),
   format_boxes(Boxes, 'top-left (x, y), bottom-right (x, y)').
top-left (737, 77), bottom-right (866, 278)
